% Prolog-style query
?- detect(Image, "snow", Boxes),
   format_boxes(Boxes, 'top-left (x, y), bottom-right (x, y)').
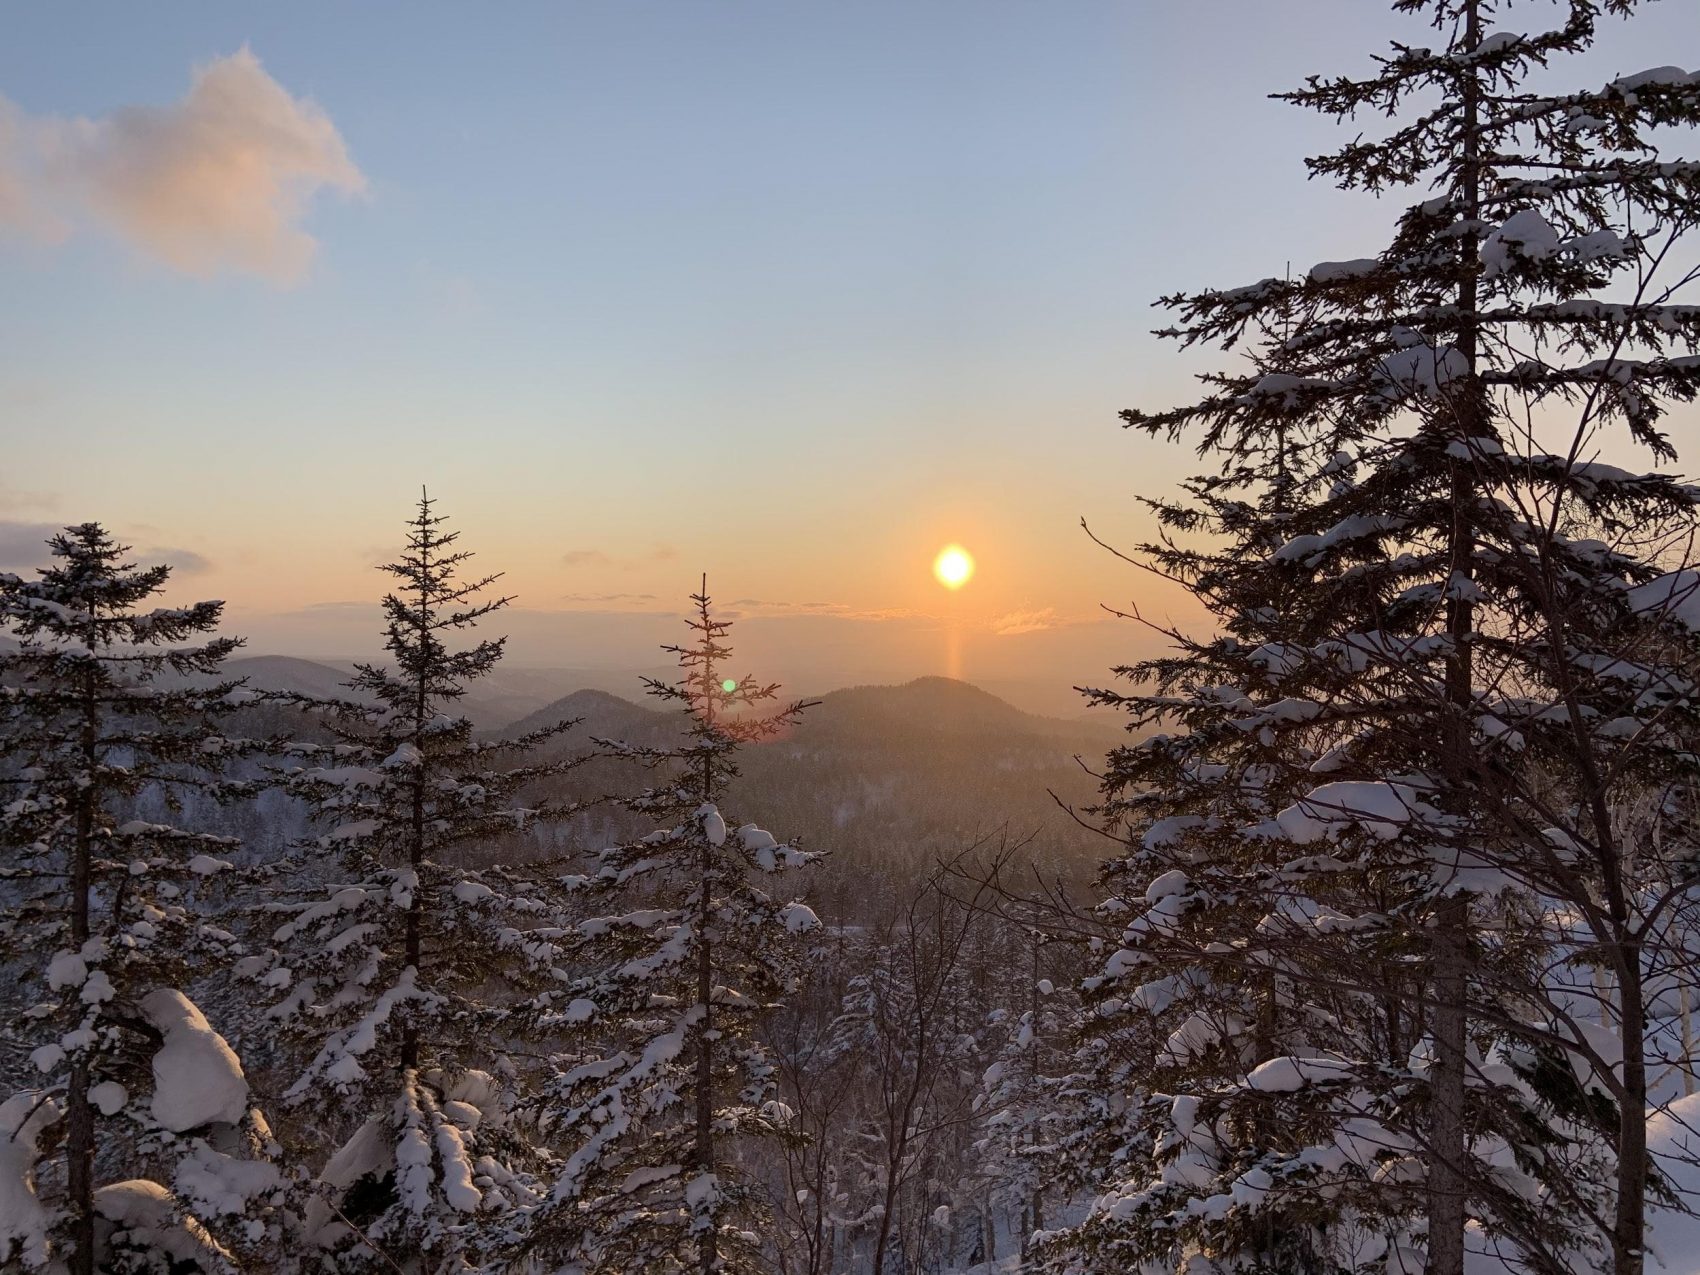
top-left (1567, 228), bottom-right (1625, 262)
top-left (1612, 66), bottom-right (1700, 93)
top-left (304, 1117), bottom-right (391, 1246)
top-left (620, 1164), bottom-right (683, 1194)
top-left (46, 950), bottom-right (88, 990)
top-left (779, 901), bottom-right (821, 933)
top-left (94, 1179), bottom-right (227, 1267)
top-left (684, 1171), bottom-right (720, 1212)
top-left (699, 804), bottom-right (727, 845)
top-left (1309, 258), bottom-right (1379, 283)
top-left (0, 1092), bottom-right (59, 1268)
top-left (175, 1143), bottom-right (281, 1216)
top-left (80, 969), bottom-right (114, 1004)
top-left (29, 1045), bottom-right (63, 1073)
top-left (1629, 569), bottom-right (1700, 630)
top-left (138, 989), bottom-right (250, 1132)
top-left (436, 1121), bottom-right (483, 1212)
top-left (443, 1099), bottom-right (482, 1129)
top-left (1144, 870), bottom-right (1190, 903)
top-left (1241, 372), bottom-right (1337, 408)
top-left (1378, 341), bottom-right (1469, 399)
top-left (1142, 815), bottom-right (1207, 849)
top-left (452, 880), bottom-right (494, 904)
top-left (1274, 781), bottom-right (1420, 843)
top-left (1245, 1055), bottom-right (1359, 1092)
top-left (90, 1081), bottom-right (128, 1115)
top-left (739, 825), bottom-right (778, 852)
top-left (1481, 209), bottom-right (1561, 278)
top-left (382, 741), bottom-right (423, 768)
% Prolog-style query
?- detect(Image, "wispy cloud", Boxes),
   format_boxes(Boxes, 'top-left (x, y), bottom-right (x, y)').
top-left (0, 48), bottom-right (363, 284)
top-left (990, 607), bottom-right (1057, 636)
top-left (0, 520), bottom-right (64, 569)
top-left (561, 592), bottom-right (661, 607)
top-left (723, 598), bottom-right (923, 623)
top-left (0, 525), bottom-right (214, 575)
top-left (0, 482), bottom-right (57, 513)
top-left (149, 546), bottom-right (211, 574)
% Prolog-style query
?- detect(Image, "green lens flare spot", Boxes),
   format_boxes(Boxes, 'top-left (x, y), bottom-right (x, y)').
top-left (721, 679), bottom-right (738, 693)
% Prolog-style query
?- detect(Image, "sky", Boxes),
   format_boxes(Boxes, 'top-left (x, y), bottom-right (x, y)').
top-left (3, 1), bottom-right (1699, 712)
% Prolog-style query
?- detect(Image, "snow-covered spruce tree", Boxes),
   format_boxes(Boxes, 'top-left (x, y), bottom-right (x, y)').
top-left (973, 922), bottom-right (1072, 1265)
top-left (515, 581), bottom-right (820, 1275)
top-left (1051, 4), bottom-right (1700, 1274)
top-left (0, 524), bottom-right (284, 1273)
top-left (246, 493), bottom-right (590, 1271)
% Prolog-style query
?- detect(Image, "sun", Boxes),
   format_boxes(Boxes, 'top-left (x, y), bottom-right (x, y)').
top-left (933, 544), bottom-right (975, 590)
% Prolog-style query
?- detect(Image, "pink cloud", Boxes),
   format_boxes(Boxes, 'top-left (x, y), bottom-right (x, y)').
top-left (0, 48), bottom-right (363, 283)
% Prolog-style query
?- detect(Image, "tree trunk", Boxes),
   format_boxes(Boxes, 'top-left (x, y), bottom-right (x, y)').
top-left (400, 521), bottom-right (431, 1073)
top-left (66, 667), bottom-right (97, 1275)
top-left (1427, 894), bottom-right (1469, 1275)
top-left (400, 766), bottom-right (425, 1071)
top-left (1615, 950), bottom-right (1648, 1275)
top-left (697, 850), bottom-right (717, 1275)
top-left (1428, 8), bottom-right (1482, 1273)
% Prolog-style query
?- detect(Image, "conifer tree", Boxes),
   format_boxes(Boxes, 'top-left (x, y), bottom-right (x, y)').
top-left (973, 927), bottom-right (1068, 1264)
top-left (1057, 4), bottom-right (1700, 1274)
top-left (0, 524), bottom-right (283, 1273)
top-left (517, 581), bottom-right (820, 1274)
top-left (246, 493), bottom-right (589, 1271)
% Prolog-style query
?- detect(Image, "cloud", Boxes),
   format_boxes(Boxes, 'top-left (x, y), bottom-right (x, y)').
top-left (0, 104), bottom-right (61, 240)
top-left (723, 597), bottom-right (924, 623)
top-left (990, 607), bottom-right (1057, 636)
top-left (0, 48), bottom-right (363, 283)
top-left (0, 481), bottom-right (57, 513)
top-left (561, 592), bottom-right (660, 607)
top-left (0, 525), bottom-right (214, 575)
top-left (562, 545), bottom-right (678, 571)
top-left (148, 546), bottom-right (211, 575)
top-left (0, 520), bottom-right (63, 569)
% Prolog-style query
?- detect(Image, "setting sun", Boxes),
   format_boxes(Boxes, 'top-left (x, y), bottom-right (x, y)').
top-left (932, 544), bottom-right (975, 590)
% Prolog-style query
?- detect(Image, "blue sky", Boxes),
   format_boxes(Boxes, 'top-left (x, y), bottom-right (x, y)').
top-left (2, 2), bottom-right (1698, 703)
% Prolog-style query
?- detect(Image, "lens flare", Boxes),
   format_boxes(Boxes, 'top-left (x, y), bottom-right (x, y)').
top-left (720, 678), bottom-right (738, 693)
top-left (933, 545), bottom-right (975, 590)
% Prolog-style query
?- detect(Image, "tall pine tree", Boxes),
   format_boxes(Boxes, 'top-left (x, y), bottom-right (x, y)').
top-left (0, 524), bottom-right (283, 1273)
top-left (1057, 3), bottom-right (1700, 1273)
top-left (517, 581), bottom-right (820, 1274)
top-left (248, 493), bottom-right (589, 1271)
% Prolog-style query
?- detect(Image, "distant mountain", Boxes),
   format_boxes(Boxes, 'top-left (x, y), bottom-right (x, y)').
top-left (503, 675), bottom-right (1122, 752)
top-left (801, 676), bottom-right (1122, 747)
top-left (226, 654), bottom-right (365, 702)
top-left (215, 655), bottom-right (592, 728)
top-left (493, 675), bottom-right (1123, 923)
top-left (502, 687), bottom-right (673, 742)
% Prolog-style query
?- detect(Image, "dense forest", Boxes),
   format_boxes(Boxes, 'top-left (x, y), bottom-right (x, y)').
top-left (8, 2), bottom-right (1700, 1274)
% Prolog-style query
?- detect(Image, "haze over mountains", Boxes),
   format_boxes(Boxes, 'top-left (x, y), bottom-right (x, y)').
top-left (217, 652), bottom-right (1123, 731)
top-left (209, 654), bottom-right (1122, 922)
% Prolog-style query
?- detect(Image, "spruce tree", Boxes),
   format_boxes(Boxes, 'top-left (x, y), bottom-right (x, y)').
top-left (247, 493), bottom-right (588, 1271)
top-left (1057, 4), bottom-right (1700, 1273)
top-left (517, 581), bottom-right (819, 1274)
top-left (0, 524), bottom-right (283, 1272)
